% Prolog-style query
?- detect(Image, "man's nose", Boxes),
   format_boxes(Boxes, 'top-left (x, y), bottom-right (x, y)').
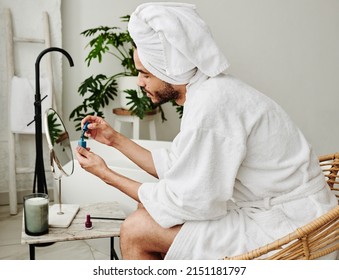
top-left (137, 73), bottom-right (145, 87)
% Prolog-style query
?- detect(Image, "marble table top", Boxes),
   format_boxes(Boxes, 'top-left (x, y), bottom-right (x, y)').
top-left (21, 201), bottom-right (126, 245)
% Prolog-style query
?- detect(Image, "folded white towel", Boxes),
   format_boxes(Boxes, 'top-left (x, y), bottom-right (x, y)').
top-left (10, 76), bottom-right (52, 134)
top-left (128, 2), bottom-right (229, 85)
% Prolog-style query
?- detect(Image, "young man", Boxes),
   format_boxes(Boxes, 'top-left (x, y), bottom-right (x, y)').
top-left (75, 3), bottom-right (337, 259)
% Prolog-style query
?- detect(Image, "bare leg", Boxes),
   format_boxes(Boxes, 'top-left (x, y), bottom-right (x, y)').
top-left (120, 207), bottom-right (181, 260)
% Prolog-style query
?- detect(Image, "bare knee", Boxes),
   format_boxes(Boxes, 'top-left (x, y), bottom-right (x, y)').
top-left (120, 208), bottom-right (157, 259)
top-left (119, 208), bottom-right (181, 260)
top-left (120, 208), bottom-right (147, 244)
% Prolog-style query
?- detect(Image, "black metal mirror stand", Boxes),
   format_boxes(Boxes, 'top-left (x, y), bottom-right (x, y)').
top-left (30, 47), bottom-right (74, 194)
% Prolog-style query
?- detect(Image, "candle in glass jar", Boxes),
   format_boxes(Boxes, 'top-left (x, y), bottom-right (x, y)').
top-left (24, 194), bottom-right (49, 235)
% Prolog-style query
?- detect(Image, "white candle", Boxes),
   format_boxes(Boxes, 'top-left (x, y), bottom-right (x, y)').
top-left (24, 196), bottom-right (49, 235)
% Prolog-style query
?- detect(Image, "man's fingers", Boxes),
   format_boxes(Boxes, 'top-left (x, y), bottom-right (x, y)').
top-left (76, 146), bottom-right (91, 157)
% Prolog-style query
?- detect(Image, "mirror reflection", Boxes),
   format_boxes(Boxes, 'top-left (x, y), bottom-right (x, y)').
top-left (44, 108), bottom-right (74, 177)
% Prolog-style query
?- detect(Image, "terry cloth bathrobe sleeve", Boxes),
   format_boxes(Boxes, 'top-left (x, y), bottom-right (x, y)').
top-left (139, 124), bottom-right (247, 228)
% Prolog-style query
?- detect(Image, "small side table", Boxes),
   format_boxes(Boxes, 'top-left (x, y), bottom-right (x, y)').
top-left (113, 108), bottom-right (157, 140)
top-left (21, 202), bottom-right (126, 260)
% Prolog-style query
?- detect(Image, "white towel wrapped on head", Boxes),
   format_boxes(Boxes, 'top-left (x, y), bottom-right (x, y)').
top-left (128, 2), bottom-right (230, 85)
top-left (10, 76), bottom-right (52, 134)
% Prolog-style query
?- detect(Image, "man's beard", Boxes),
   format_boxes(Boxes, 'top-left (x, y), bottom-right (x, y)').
top-left (150, 82), bottom-right (181, 105)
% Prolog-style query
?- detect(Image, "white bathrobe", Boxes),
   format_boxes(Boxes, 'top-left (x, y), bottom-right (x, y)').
top-left (138, 73), bottom-right (337, 259)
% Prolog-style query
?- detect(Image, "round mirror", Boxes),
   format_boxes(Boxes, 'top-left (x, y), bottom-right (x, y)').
top-left (44, 108), bottom-right (74, 177)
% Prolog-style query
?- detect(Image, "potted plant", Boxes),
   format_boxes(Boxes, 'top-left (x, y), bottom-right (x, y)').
top-left (69, 15), bottom-right (183, 131)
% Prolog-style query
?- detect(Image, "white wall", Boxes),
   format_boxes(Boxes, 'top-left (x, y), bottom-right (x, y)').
top-left (61, 0), bottom-right (339, 156)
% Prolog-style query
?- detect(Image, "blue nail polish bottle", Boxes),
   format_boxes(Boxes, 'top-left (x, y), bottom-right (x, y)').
top-left (78, 121), bottom-right (90, 148)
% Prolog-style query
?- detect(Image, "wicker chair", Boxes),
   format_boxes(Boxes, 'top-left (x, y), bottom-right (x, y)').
top-left (224, 153), bottom-right (339, 260)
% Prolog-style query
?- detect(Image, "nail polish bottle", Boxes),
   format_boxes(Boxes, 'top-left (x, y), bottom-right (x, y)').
top-left (78, 121), bottom-right (90, 148)
top-left (85, 214), bottom-right (93, 230)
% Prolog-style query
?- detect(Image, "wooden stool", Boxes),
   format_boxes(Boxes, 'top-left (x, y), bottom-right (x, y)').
top-left (112, 108), bottom-right (157, 140)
